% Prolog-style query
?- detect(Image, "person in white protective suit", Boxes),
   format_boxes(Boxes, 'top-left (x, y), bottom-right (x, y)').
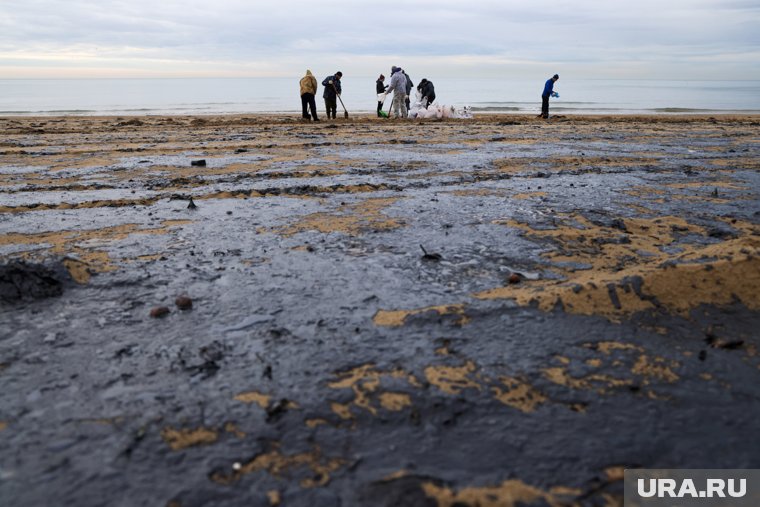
top-left (386, 66), bottom-right (408, 119)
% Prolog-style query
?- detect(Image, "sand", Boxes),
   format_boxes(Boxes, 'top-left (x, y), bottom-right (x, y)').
top-left (1, 114), bottom-right (759, 506)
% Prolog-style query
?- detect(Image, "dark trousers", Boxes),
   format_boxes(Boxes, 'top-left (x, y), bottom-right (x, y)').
top-left (301, 93), bottom-right (318, 120)
top-left (324, 96), bottom-right (337, 119)
top-left (405, 96), bottom-right (410, 115)
top-left (377, 101), bottom-right (384, 116)
top-left (541, 94), bottom-right (550, 118)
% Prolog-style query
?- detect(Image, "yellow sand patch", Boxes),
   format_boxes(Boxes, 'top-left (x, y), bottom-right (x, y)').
top-left (198, 190), bottom-right (263, 200)
top-left (605, 466), bottom-right (626, 482)
top-left (424, 361), bottom-right (481, 395)
top-left (382, 470), bottom-right (411, 481)
top-left (631, 355), bottom-right (679, 383)
top-left (626, 203), bottom-right (655, 214)
top-left (435, 344), bottom-right (452, 356)
top-left (624, 186), bottom-right (666, 197)
top-left (493, 161), bottom-right (532, 174)
top-left (543, 341), bottom-right (680, 395)
top-left (328, 363), bottom-right (418, 417)
top-left (267, 490), bottom-right (281, 506)
top-left (278, 197), bottom-right (404, 237)
top-left (0, 220), bottom-right (191, 282)
top-left (542, 367), bottom-right (633, 393)
top-left (62, 257), bottom-right (94, 284)
top-left (209, 443), bottom-right (345, 488)
top-left (378, 392), bottom-right (412, 411)
top-left (494, 155), bottom-right (648, 176)
top-left (0, 197), bottom-right (166, 214)
top-left (592, 342), bottom-right (643, 355)
top-left (234, 391), bottom-right (271, 409)
top-left (331, 402), bottom-right (353, 420)
top-left (224, 422), bottom-right (246, 439)
top-left (477, 214), bottom-right (760, 320)
top-left (305, 418), bottom-right (329, 428)
top-left (161, 427), bottom-right (219, 451)
top-left (663, 181), bottom-right (746, 190)
top-left (422, 479), bottom-right (580, 507)
top-left (491, 376), bottom-right (547, 413)
top-left (373, 304), bottom-right (468, 327)
top-left (512, 191), bottom-right (547, 200)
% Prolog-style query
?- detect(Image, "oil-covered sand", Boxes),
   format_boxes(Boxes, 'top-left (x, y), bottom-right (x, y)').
top-left (1, 114), bottom-right (759, 506)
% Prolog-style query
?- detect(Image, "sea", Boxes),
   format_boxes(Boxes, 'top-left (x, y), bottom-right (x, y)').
top-left (1, 78), bottom-right (759, 116)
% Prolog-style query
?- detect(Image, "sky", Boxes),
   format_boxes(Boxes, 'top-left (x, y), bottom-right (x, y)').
top-left (0, 0), bottom-right (758, 80)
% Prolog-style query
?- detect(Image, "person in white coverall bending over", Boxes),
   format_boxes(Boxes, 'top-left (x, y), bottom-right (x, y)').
top-left (386, 66), bottom-right (407, 119)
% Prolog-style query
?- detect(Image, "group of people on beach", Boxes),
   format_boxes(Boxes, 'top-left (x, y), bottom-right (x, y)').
top-left (298, 68), bottom-right (559, 120)
top-left (374, 67), bottom-right (436, 119)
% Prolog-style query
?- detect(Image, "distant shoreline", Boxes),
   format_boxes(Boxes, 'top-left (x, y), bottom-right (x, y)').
top-left (2, 113), bottom-right (760, 122)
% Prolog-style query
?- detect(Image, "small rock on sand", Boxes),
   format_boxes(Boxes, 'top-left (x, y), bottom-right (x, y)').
top-left (150, 306), bottom-right (170, 318)
top-left (175, 296), bottom-right (193, 310)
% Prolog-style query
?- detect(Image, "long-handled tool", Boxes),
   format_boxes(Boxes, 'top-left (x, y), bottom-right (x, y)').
top-left (332, 83), bottom-right (349, 119)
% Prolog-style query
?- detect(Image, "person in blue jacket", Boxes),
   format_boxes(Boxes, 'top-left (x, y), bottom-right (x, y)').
top-left (540, 74), bottom-right (559, 119)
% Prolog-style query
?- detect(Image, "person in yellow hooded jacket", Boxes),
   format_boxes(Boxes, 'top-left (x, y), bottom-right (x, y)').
top-left (299, 70), bottom-right (320, 121)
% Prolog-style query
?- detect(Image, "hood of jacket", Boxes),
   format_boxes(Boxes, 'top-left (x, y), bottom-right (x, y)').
top-left (387, 70), bottom-right (406, 95)
top-left (300, 70), bottom-right (318, 96)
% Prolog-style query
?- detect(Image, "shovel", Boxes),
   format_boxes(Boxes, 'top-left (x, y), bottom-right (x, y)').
top-left (332, 83), bottom-right (349, 119)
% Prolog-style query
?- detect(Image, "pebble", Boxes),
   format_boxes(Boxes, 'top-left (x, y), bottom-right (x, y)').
top-left (508, 273), bottom-right (521, 284)
top-left (150, 306), bottom-right (170, 318)
top-left (175, 296), bottom-right (193, 311)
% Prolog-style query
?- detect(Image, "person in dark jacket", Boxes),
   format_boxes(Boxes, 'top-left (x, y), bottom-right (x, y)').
top-left (322, 71), bottom-right (343, 119)
top-left (376, 74), bottom-right (388, 117)
top-left (403, 71), bottom-right (413, 117)
top-left (539, 74), bottom-right (559, 119)
top-left (417, 79), bottom-right (435, 107)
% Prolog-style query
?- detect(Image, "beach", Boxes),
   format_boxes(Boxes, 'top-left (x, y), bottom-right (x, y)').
top-left (1, 113), bottom-right (759, 506)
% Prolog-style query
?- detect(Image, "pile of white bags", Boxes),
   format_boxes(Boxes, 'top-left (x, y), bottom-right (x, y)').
top-left (408, 91), bottom-right (472, 119)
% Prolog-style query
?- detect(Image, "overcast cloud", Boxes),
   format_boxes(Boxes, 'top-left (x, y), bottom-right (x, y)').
top-left (0, 0), bottom-right (758, 79)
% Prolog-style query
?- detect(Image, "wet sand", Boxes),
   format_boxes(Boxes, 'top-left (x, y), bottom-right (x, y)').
top-left (1, 114), bottom-right (759, 506)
